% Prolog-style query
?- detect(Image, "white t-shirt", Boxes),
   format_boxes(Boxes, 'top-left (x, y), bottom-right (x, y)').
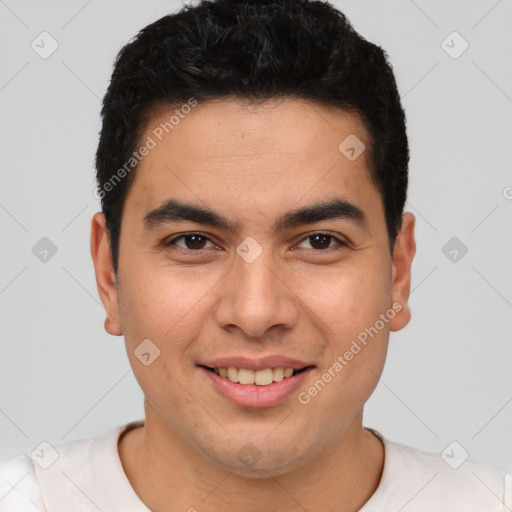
top-left (0, 420), bottom-right (510, 511)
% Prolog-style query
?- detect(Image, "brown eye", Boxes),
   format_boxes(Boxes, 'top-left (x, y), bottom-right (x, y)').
top-left (166, 233), bottom-right (214, 250)
top-left (297, 232), bottom-right (344, 251)
top-left (308, 234), bottom-right (332, 250)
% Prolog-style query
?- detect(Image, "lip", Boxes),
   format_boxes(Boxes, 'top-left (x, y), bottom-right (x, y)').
top-left (199, 365), bottom-right (315, 408)
top-left (199, 355), bottom-right (312, 371)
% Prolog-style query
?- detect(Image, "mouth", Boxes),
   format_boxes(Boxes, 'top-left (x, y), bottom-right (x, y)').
top-left (197, 363), bottom-right (316, 408)
top-left (199, 365), bottom-right (313, 386)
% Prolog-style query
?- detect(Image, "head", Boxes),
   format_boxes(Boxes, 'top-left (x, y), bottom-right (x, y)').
top-left (91, 0), bottom-right (415, 477)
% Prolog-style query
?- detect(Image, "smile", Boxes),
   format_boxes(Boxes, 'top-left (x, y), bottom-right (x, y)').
top-left (199, 365), bottom-right (315, 408)
top-left (203, 366), bottom-right (309, 386)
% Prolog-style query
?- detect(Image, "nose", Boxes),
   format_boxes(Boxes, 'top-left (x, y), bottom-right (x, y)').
top-left (213, 245), bottom-right (299, 341)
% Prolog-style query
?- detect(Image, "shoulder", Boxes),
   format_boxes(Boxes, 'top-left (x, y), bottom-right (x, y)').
top-left (0, 421), bottom-right (144, 512)
top-left (365, 429), bottom-right (512, 511)
top-left (0, 435), bottom-right (98, 511)
top-left (0, 453), bottom-right (46, 511)
top-left (0, 424), bottom-right (124, 512)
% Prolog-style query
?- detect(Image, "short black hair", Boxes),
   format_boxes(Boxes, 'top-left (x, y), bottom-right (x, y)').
top-left (95, 0), bottom-right (409, 275)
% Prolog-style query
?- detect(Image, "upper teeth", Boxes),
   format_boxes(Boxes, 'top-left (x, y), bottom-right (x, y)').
top-left (214, 367), bottom-right (295, 386)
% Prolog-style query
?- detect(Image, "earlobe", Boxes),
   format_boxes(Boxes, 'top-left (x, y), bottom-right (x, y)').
top-left (389, 212), bottom-right (416, 332)
top-left (90, 212), bottom-right (123, 336)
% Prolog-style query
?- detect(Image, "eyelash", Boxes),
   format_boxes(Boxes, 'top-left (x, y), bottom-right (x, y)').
top-left (163, 231), bottom-right (347, 253)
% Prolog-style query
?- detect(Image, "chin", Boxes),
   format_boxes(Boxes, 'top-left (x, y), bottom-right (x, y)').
top-left (203, 441), bottom-right (311, 479)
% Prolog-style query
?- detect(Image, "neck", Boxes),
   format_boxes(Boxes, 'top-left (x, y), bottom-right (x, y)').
top-left (118, 408), bottom-right (384, 512)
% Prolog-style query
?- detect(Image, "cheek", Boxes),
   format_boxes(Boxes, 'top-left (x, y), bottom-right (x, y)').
top-left (297, 267), bottom-right (391, 417)
top-left (117, 265), bottom-right (219, 358)
top-left (291, 257), bottom-right (392, 337)
top-left (294, 256), bottom-right (392, 401)
top-left (117, 270), bottom-right (209, 409)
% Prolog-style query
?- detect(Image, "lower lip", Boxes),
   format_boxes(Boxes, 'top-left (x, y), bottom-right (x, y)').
top-left (199, 366), bottom-right (315, 408)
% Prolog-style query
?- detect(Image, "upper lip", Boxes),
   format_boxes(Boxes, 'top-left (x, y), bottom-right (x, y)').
top-left (199, 355), bottom-right (314, 371)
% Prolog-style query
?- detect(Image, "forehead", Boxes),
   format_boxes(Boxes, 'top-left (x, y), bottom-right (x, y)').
top-left (125, 98), bottom-right (381, 223)
top-left (139, 98), bottom-right (370, 164)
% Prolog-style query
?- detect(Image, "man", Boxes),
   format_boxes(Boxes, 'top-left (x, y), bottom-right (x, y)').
top-left (0, 0), bottom-right (510, 510)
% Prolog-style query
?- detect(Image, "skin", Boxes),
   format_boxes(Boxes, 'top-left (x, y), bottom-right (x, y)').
top-left (91, 98), bottom-right (416, 512)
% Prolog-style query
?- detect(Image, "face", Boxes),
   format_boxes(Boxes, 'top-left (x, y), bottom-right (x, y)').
top-left (91, 98), bottom-right (415, 477)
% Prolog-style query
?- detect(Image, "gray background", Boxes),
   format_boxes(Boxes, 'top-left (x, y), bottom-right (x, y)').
top-left (1, 0), bottom-right (511, 474)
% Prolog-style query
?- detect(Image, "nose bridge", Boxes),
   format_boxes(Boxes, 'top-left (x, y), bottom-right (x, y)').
top-left (237, 247), bottom-right (278, 304)
top-left (215, 243), bottom-right (297, 338)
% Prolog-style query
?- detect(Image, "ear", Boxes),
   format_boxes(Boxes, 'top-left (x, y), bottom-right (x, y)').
top-left (90, 212), bottom-right (123, 336)
top-left (389, 212), bottom-right (416, 332)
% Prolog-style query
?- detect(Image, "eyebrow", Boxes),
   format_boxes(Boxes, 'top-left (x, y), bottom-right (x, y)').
top-left (142, 197), bottom-right (367, 233)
